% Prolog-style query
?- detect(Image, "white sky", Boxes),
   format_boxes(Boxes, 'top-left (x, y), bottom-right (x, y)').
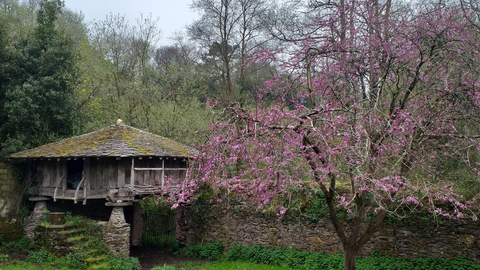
top-left (62, 0), bottom-right (199, 45)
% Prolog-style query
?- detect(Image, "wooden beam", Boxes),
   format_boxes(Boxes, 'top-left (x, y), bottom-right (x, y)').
top-left (133, 168), bottom-right (187, 171)
top-left (161, 159), bottom-right (165, 189)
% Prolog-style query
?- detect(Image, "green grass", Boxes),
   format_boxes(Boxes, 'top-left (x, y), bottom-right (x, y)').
top-left (178, 260), bottom-right (294, 270)
top-left (0, 260), bottom-right (71, 270)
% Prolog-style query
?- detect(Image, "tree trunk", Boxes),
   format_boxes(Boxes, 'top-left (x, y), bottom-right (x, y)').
top-left (344, 247), bottom-right (358, 270)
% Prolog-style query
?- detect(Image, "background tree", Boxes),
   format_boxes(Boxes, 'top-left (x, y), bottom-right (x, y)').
top-left (172, 1), bottom-right (480, 269)
top-left (0, 0), bottom-right (79, 159)
top-left (78, 15), bottom-right (211, 144)
top-left (188, 0), bottom-right (273, 104)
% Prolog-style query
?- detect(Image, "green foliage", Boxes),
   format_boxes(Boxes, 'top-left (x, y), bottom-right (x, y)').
top-left (183, 241), bottom-right (224, 261)
top-left (2, 236), bottom-right (32, 252)
top-left (226, 244), bottom-right (480, 270)
top-left (0, 0), bottom-right (79, 159)
top-left (141, 198), bottom-right (176, 215)
top-left (151, 264), bottom-right (185, 270)
top-left (65, 252), bottom-right (87, 269)
top-left (107, 256), bottom-right (141, 270)
top-left (0, 260), bottom-right (68, 270)
top-left (178, 260), bottom-right (294, 270)
top-left (0, 253), bottom-right (8, 262)
top-left (26, 248), bottom-right (55, 264)
top-left (439, 157), bottom-right (480, 200)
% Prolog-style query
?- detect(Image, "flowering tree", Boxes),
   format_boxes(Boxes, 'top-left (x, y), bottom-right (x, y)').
top-left (172, 1), bottom-right (480, 269)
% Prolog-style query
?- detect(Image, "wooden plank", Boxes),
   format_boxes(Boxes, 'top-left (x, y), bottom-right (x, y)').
top-left (144, 166), bottom-right (152, 185)
top-left (109, 160), bottom-right (116, 189)
top-left (130, 158), bottom-right (134, 187)
top-left (154, 170), bottom-right (162, 186)
top-left (135, 165), bottom-right (144, 185)
top-left (41, 161), bottom-right (49, 187)
top-left (133, 168), bottom-right (187, 171)
top-left (118, 158), bottom-right (125, 188)
top-left (161, 159), bottom-right (165, 188)
top-left (58, 159), bottom-right (66, 197)
top-left (84, 158), bottom-right (91, 191)
top-left (39, 187), bottom-right (109, 197)
top-left (100, 159), bottom-right (106, 189)
top-left (89, 159), bottom-right (96, 190)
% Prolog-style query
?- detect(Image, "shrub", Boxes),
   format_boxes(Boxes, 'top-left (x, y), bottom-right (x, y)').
top-left (0, 253), bottom-right (8, 262)
top-left (65, 253), bottom-right (87, 269)
top-left (226, 244), bottom-right (480, 270)
top-left (4, 236), bottom-right (32, 252)
top-left (26, 248), bottom-right (55, 264)
top-left (108, 256), bottom-right (141, 270)
top-left (183, 241), bottom-right (224, 260)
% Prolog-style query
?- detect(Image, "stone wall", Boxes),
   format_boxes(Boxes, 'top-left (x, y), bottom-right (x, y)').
top-left (178, 204), bottom-right (480, 263)
top-left (0, 163), bottom-right (24, 241)
top-left (0, 163), bottom-right (22, 218)
top-left (100, 206), bottom-right (131, 258)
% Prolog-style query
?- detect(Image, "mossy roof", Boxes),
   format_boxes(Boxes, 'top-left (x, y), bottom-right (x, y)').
top-left (10, 124), bottom-right (199, 159)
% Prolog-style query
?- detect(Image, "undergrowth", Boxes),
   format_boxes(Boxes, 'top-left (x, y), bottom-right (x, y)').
top-left (180, 242), bottom-right (480, 270)
top-left (181, 241), bottom-right (224, 260)
top-left (0, 235), bottom-right (32, 252)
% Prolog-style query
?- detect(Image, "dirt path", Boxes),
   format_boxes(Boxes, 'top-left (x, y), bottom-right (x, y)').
top-left (130, 246), bottom-right (195, 270)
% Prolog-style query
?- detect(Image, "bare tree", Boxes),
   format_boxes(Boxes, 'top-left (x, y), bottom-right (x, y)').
top-left (187, 0), bottom-right (271, 103)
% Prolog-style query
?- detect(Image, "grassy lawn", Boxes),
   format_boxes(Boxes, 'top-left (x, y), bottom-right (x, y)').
top-left (0, 260), bottom-right (70, 270)
top-left (1, 259), bottom-right (293, 270)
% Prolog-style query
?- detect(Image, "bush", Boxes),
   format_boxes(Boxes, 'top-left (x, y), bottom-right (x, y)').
top-left (183, 241), bottom-right (224, 260)
top-left (65, 253), bottom-right (87, 269)
top-left (26, 248), bottom-right (55, 264)
top-left (108, 256), bottom-right (141, 270)
top-left (3, 236), bottom-right (32, 252)
top-left (226, 244), bottom-right (480, 270)
top-left (0, 253), bottom-right (8, 262)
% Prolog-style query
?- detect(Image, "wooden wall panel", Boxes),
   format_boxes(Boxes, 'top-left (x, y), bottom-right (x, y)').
top-left (109, 159), bottom-right (118, 189)
top-left (84, 158), bottom-right (91, 192)
top-left (117, 158), bottom-right (125, 188)
top-left (89, 160), bottom-right (97, 190)
top-left (125, 158), bottom-right (131, 185)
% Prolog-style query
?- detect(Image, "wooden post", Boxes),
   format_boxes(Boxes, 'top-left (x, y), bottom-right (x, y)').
top-left (161, 159), bottom-right (165, 189)
top-left (83, 158), bottom-right (89, 205)
top-left (130, 157), bottom-right (134, 186)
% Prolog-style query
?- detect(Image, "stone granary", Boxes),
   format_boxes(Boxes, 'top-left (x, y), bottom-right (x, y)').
top-left (10, 120), bottom-right (197, 256)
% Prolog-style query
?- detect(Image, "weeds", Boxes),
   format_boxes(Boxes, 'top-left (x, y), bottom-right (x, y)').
top-left (0, 236), bottom-right (32, 252)
top-left (26, 248), bottom-right (55, 264)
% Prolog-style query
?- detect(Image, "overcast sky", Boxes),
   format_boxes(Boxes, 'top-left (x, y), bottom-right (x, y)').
top-left (62, 0), bottom-right (199, 45)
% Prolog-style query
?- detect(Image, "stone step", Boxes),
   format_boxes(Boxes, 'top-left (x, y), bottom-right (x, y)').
top-left (66, 235), bottom-right (86, 243)
top-left (81, 249), bottom-right (104, 257)
top-left (58, 228), bottom-right (88, 236)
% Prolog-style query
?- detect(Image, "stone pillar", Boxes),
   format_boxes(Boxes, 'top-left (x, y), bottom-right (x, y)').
top-left (175, 205), bottom-right (190, 245)
top-left (25, 198), bottom-right (49, 242)
top-left (130, 202), bottom-right (144, 246)
top-left (103, 203), bottom-right (131, 258)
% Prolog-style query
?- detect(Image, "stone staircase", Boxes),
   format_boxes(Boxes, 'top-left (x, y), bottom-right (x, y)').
top-left (35, 220), bottom-right (111, 269)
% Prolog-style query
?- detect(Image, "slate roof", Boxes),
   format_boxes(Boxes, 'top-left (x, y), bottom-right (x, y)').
top-left (10, 123), bottom-right (198, 158)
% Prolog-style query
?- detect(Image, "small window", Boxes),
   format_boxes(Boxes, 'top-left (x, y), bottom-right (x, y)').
top-left (67, 159), bottom-right (83, 189)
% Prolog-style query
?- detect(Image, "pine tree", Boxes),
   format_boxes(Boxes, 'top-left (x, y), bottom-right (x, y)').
top-left (0, 0), bottom-right (79, 158)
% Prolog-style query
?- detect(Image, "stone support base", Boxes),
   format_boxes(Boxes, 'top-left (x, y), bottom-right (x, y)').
top-left (25, 201), bottom-right (48, 242)
top-left (101, 206), bottom-right (130, 257)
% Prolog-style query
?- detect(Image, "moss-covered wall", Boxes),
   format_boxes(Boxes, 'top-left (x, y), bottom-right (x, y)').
top-left (179, 203), bottom-right (480, 264)
top-left (0, 163), bottom-right (24, 241)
